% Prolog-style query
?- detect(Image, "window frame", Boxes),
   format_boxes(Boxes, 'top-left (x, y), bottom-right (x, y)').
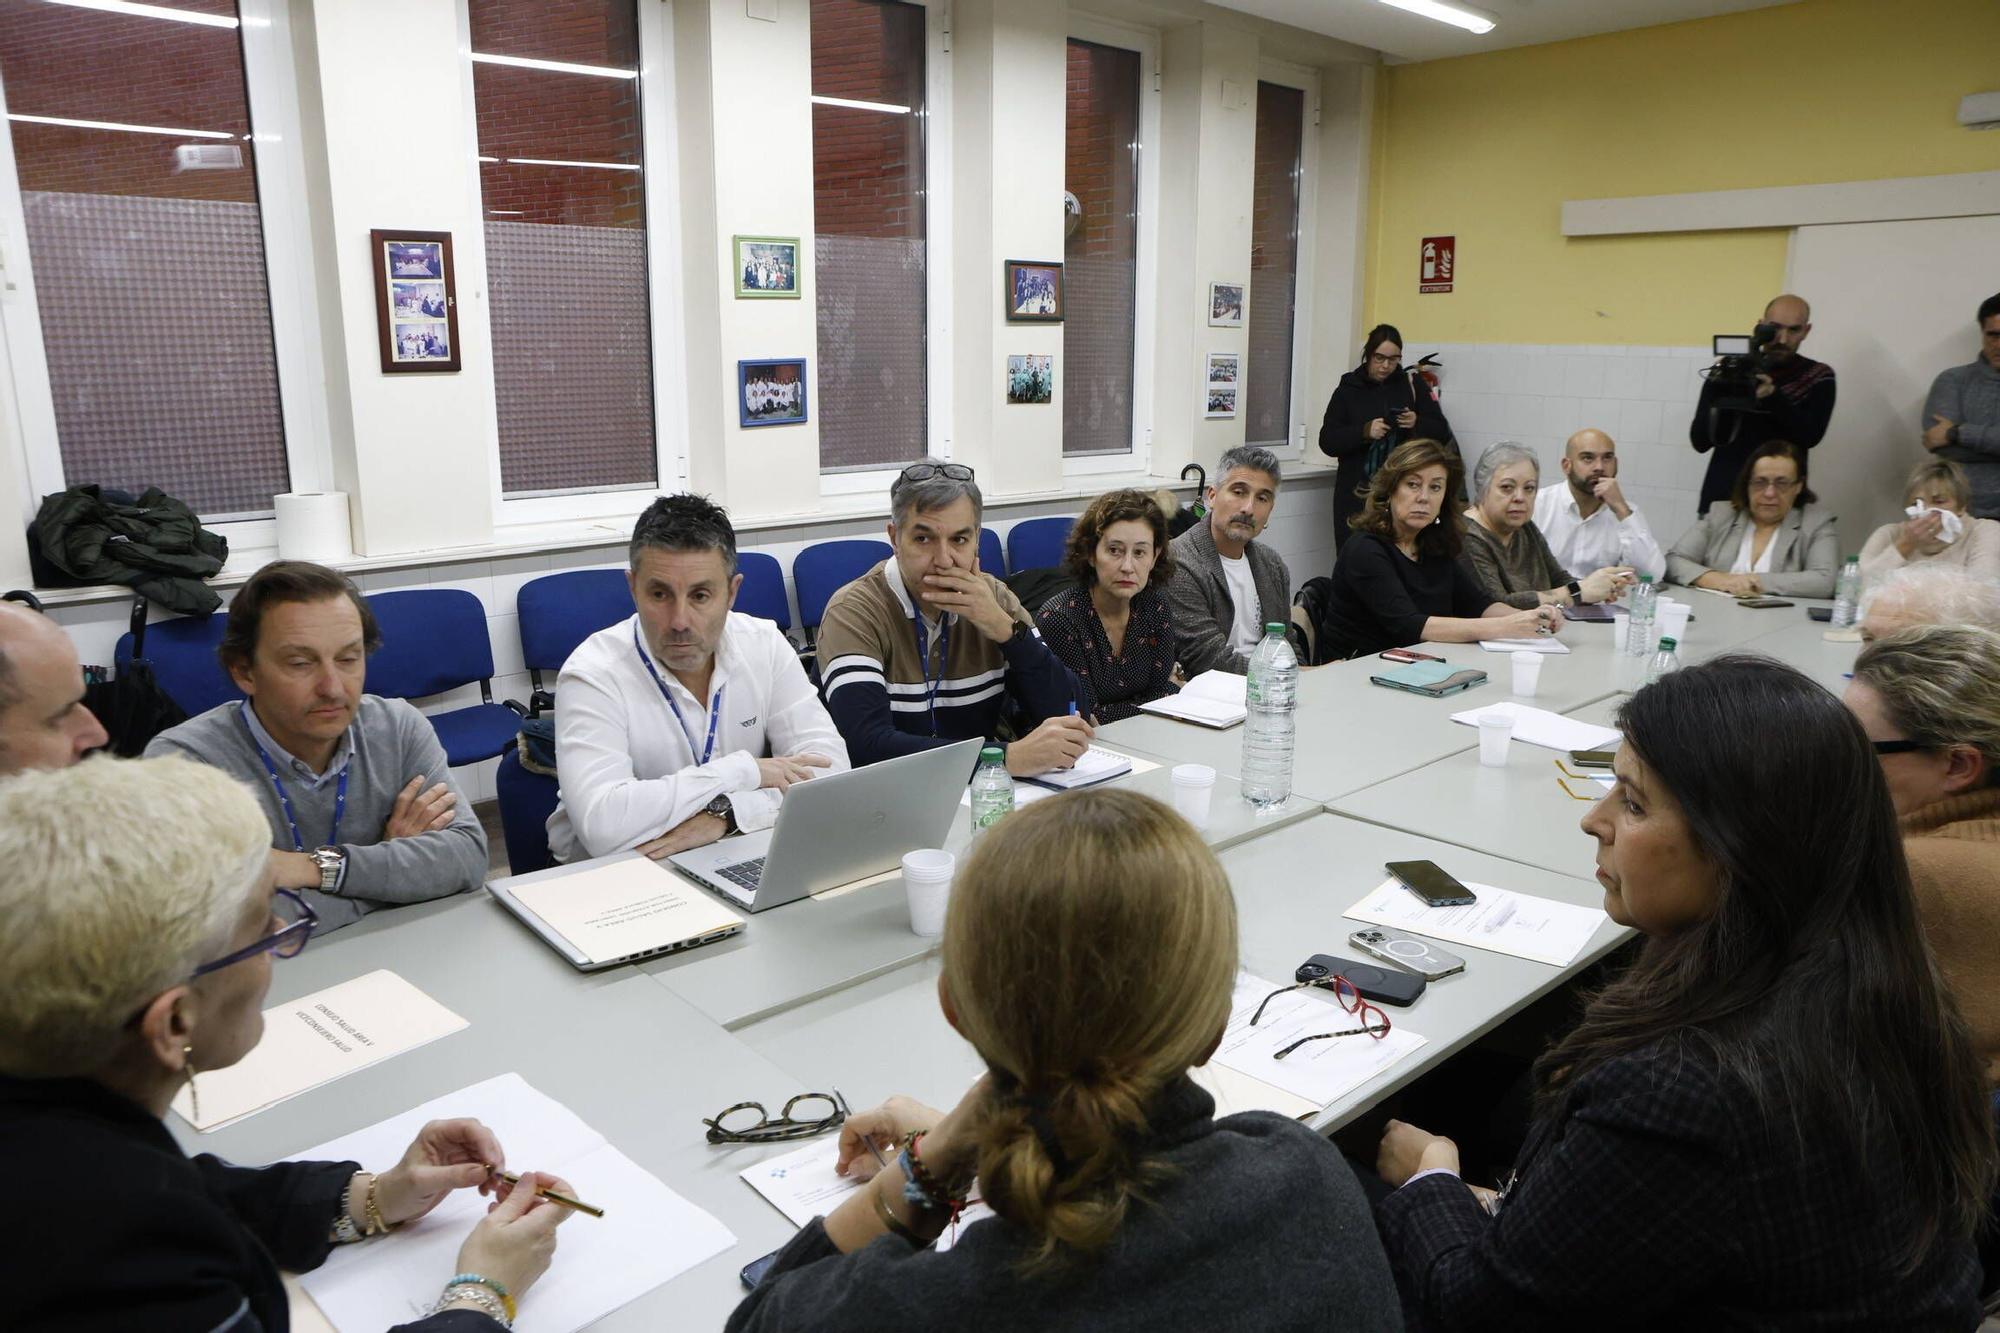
top-left (1059, 13), bottom-right (1158, 478)
top-left (1249, 57), bottom-right (1320, 463)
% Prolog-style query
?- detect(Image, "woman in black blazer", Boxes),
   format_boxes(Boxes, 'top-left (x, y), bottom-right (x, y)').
top-left (1372, 657), bottom-right (1995, 1330)
top-left (0, 757), bottom-right (576, 1331)
top-left (1318, 323), bottom-right (1455, 548)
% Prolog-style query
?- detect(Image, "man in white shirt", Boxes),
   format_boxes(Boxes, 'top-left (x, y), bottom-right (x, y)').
top-left (1532, 428), bottom-right (1667, 581)
top-left (547, 494), bottom-right (850, 863)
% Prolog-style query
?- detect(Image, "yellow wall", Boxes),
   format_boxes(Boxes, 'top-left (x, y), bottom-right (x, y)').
top-left (1362, 0), bottom-right (2000, 347)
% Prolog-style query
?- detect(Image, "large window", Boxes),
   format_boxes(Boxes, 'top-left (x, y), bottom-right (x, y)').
top-left (1062, 38), bottom-right (1140, 459)
top-left (1245, 78), bottom-right (1307, 452)
top-left (469, 0), bottom-right (655, 499)
top-left (0, 0), bottom-right (287, 520)
top-left (811, 0), bottom-right (927, 474)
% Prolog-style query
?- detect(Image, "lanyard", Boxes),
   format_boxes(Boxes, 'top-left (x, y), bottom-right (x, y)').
top-left (237, 703), bottom-right (348, 852)
top-left (633, 624), bottom-right (724, 764)
top-left (912, 614), bottom-right (948, 736)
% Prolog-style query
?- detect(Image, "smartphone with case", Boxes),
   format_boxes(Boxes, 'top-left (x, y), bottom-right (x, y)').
top-left (1738, 597), bottom-right (1794, 609)
top-left (1349, 927), bottom-right (1467, 981)
top-left (1295, 953), bottom-right (1427, 1007)
top-left (740, 1247), bottom-right (782, 1290)
top-left (1370, 663), bottom-right (1488, 698)
top-left (1808, 606), bottom-right (1833, 622)
top-left (1567, 748), bottom-right (1616, 770)
top-left (1386, 859), bottom-right (1477, 907)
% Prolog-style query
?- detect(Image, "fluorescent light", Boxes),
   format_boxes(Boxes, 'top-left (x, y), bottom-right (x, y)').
top-left (470, 52), bottom-right (635, 79)
top-left (1377, 0), bottom-right (1496, 34)
top-left (810, 94), bottom-right (911, 116)
top-left (507, 156), bottom-right (641, 172)
top-left (7, 112), bottom-right (234, 140)
top-left (44, 0), bottom-right (238, 28)
top-left (476, 155), bottom-right (500, 163)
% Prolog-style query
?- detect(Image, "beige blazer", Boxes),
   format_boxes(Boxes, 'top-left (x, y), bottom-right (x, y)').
top-left (1665, 505), bottom-right (1839, 598)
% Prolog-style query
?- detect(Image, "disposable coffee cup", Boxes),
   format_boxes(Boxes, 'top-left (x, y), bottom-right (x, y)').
top-left (1171, 763), bottom-right (1217, 828)
top-left (1478, 713), bottom-right (1514, 767)
top-left (903, 849), bottom-right (955, 938)
top-left (1510, 649), bottom-right (1543, 697)
top-left (1658, 601), bottom-right (1691, 641)
top-left (1611, 611), bottom-right (1630, 653)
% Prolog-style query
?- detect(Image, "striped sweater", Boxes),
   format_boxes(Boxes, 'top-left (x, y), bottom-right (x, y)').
top-left (817, 558), bottom-right (1080, 767)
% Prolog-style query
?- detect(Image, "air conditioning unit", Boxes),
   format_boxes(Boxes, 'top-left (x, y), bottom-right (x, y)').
top-left (173, 143), bottom-right (244, 172)
top-left (1958, 92), bottom-right (2000, 130)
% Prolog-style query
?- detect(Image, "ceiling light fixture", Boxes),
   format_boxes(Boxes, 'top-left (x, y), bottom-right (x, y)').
top-left (507, 156), bottom-right (641, 172)
top-left (470, 52), bottom-right (635, 79)
top-left (44, 0), bottom-right (238, 28)
top-left (7, 112), bottom-right (233, 140)
top-left (810, 94), bottom-right (912, 116)
top-left (1377, 0), bottom-right (1496, 35)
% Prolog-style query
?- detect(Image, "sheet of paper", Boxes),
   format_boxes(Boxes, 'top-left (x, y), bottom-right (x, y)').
top-left (172, 971), bottom-right (466, 1133)
top-left (1210, 971), bottom-right (1427, 1110)
top-left (295, 1073), bottom-right (734, 1333)
top-left (1478, 637), bottom-right (1570, 654)
top-left (1345, 877), bottom-right (1609, 967)
top-left (738, 1137), bottom-right (992, 1252)
top-left (1449, 700), bottom-right (1621, 753)
top-left (1189, 1061), bottom-right (1319, 1122)
top-left (510, 858), bottom-right (744, 964)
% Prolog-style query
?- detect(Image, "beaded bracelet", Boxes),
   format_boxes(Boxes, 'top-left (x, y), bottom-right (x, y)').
top-left (435, 1282), bottom-right (511, 1327)
top-left (898, 1133), bottom-right (963, 1211)
top-left (444, 1273), bottom-right (517, 1324)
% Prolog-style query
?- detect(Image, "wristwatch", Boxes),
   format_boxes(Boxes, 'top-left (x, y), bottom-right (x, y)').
top-left (310, 845), bottom-right (346, 894)
top-left (1566, 580), bottom-right (1585, 605)
top-left (703, 794), bottom-right (738, 836)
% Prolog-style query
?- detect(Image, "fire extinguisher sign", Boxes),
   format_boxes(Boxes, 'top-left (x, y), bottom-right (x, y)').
top-left (1419, 236), bottom-right (1455, 294)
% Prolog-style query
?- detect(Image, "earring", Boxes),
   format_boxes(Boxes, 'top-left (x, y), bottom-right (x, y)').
top-left (182, 1044), bottom-right (199, 1122)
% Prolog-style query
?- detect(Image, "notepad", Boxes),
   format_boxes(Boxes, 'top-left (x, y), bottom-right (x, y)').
top-left (295, 1073), bottom-right (735, 1333)
top-left (171, 971), bottom-right (467, 1133)
top-left (1449, 701), bottom-right (1620, 753)
top-left (1023, 746), bottom-right (1154, 791)
top-left (1210, 970), bottom-right (1428, 1110)
top-left (1345, 878), bottom-right (1610, 967)
top-left (1138, 670), bottom-right (1247, 727)
top-left (507, 857), bottom-right (745, 967)
top-left (1478, 637), bottom-right (1570, 654)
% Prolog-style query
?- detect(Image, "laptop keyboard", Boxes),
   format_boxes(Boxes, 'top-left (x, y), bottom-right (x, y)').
top-left (717, 858), bottom-right (765, 891)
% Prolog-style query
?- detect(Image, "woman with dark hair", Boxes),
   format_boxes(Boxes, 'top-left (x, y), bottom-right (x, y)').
top-left (1665, 438), bottom-right (1839, 597)
top-left (1036, 490), bottom-right (1178, 722)
top-left (1316, 439), bottom-right (1558, 660)
top-left (1375, 655), bottom-right (1994, 1329)
top-left (1319, 324), bottom-right (1455, 547)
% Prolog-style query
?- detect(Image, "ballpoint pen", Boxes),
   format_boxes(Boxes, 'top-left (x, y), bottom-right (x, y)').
top-left (484, 1166), bottom-right (606, 1219)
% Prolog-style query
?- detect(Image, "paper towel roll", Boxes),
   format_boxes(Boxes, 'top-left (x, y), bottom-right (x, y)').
top-left (274, 492), bottom-right (354, 562)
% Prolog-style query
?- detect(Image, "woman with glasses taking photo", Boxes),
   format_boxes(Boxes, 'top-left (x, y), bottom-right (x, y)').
top-left (1373, 657), bottom-right (1994, 1329)
top-left (1320, 323), bottom-right (1456, 549)
top-left (726, 788), bottom-right (1401, 1331)
top-left (0, 758), bottom-right (577, 1331)
top-left (1665, 439), bottom-right (1839, 597)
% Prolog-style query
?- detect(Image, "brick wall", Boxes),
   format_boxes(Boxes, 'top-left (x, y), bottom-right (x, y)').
top-left (1063, 39), bottom-right (1139, 457)
top-left (1243, 81), bottom-right (1304, 448)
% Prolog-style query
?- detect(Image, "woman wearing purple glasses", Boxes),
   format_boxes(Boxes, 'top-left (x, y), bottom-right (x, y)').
top-left (0, 757), bottom-right (576, 1331)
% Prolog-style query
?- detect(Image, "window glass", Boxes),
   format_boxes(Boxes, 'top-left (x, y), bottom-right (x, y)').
top-left (1244, 80), bottom-right (1304, 450)
top-left (1062, 38), bottom-right (1140, 458)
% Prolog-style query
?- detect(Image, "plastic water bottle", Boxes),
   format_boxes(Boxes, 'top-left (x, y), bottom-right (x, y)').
top-left (1625, 574), bottom-right (1656, 657)
top-left (1645, 635), bottom-right (1680, 685)
top-left (1831, 555), bottom-right (1862, 628)
top-left (969, 746), bottom-right (1014, 834)
top-left (1241, 623), bottom-right (1297, 809)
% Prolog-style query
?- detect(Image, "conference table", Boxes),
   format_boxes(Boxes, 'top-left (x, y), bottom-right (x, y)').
top-left (170, 595), bottom-right (1849, 1331)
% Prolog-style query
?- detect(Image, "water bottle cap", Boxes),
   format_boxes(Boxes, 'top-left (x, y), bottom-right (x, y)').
top-left (1637, 573), bottom-right (1654, 583)
top-left (978, 746), bottom-right (1004, 763)
top-left (1844, 554), bottom-right (1859, 564)
top-left (1265, 623), bottom-right (1285, 634)
top-left (1658, 636), bottom-right (1677, 649)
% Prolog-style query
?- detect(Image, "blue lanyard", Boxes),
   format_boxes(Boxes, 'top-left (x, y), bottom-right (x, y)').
top-left (912, 615), bottom-right (948, 736)
top-left (237, 703), bottom-right (348, 852)
top-left (633, 624), bottom-right (724, 764)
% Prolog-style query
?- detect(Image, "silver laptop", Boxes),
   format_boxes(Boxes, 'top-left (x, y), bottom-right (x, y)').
top-left (669, 738), bottom-right (983, 912)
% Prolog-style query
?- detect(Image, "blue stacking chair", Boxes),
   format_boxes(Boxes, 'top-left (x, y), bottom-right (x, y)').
top-left (979, 527), bottom-right (1006, 579)
top-left (495, 748), bottom-right (560, 876)
top-left (734, 551), bottom-right (792, 632)
top-left (114, 606), bottom-right (240, 719)
top-left (793, 539), bottom-right (892, 649)
top-left (364, 589), bottom-right (522, 767)
top-left (516, 569), bottom-right (633, 713)
top-left (1006, 516), bottom-right (1074, 573)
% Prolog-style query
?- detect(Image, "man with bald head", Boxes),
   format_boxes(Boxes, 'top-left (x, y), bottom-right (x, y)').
top-left (1533, 427), bottom-right (1667, 580)
top-left (0, 601), bottom-right (107, 774)
top-left (1689, 293), bottom-right (1837, 514)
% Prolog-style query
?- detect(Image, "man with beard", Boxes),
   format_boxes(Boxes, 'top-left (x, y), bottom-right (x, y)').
top-left (1689, 293), bottom-right (1835, 515)
top-left (1164, 446), bottom-right (1292, 676)
top-left (1532, 427), bottom-right (1667, 580)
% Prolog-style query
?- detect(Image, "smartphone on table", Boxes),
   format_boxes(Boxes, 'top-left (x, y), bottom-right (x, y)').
top-left (1295, 953), bottom-right (1427, 1007)
top-left (1378, 648), bottom-right (1445, 664)
top-left (1808, 606), bottom-right (1833, 622)
top-left (1738, 597), bottom-right (1794, 609)
top-left (741, 1247), bottom-right (782, 1290)
top-left (1386, 859), bottom-right (1476, 907)
top-left (1349, 927), bottom-right (1467, 981)
top-left (1567, 749), bottom-right (1616, 770)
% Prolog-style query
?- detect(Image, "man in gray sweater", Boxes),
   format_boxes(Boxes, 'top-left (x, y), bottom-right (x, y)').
top-left (1923, 291), bottom-right (2000, 519)
top-left (145, 561), bottom-right (487, 932)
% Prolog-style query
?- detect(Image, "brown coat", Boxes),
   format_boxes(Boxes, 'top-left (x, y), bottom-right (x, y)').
top-left (1904, 787), bottom-right (2000, 1083)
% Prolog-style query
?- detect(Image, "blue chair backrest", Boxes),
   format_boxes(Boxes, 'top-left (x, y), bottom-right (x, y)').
top-left (1007, 516), bottom-right (1074, 574)
top-left (979, 527), bottom-right (1006, 579)
top-left (364, 589), bottom-right (495, 700)
top-left (495, 749), bottom-right (559, 877)
top-left (516, 569), bottom-right (632, 675)
top-left (734, 551), bottom-right (791, 630)
top-left (794, 539), bottom-right (892, 632)
top-left (115, 613), bottom-right (239, 717)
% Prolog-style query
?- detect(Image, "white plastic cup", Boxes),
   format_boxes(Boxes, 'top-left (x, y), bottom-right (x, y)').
top-left (1478, 713), bottom-right (1515, 767)
top-left (1611, 611), bottom-right (1629, 653)
top-left (1658, 601), bottom-right (1691, 642)
top-left (1171, 763), bottom-right (1217, 827)
top-left (1509, 649), bottom-right (1543, 697)
top-left (902, 849), bottom-right (955, 938)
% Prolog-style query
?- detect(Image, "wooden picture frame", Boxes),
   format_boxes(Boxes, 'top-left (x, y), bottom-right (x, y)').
top-left (1003, 259), bottom-right (1064, 323)
top-left (371, 229), bottom-right (461, 373)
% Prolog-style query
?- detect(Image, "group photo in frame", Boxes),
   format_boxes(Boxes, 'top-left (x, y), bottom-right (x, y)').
top-left (1006, 353), bottom-right (1054, 405)
top-left (371, 229), bottom-right (460, 373)
top-left (1208, 281), bottom-right (1245, 328)
top-left (739, 358), bottom-right (808, 427)
top-left (1205, 351), bottom-right (1239, 419)
top-left (735, 235), bottom-right (800, 298)
top-left (1004, 259), bottom-right (1064, 323)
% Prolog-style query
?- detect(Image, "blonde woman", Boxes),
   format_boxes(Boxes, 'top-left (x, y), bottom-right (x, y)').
top-left (726, 789), bottom-right (1400, 1331)
top-left (1857, 459), bottom-right (2000, 585)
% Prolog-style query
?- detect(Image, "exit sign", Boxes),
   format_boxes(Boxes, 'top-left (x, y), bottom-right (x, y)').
top-left (1420, 236), bottom-right (1455, 294)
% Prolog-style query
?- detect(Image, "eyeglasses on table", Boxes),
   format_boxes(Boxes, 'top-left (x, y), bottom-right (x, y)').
top-left (704, 1089), bottom-right (852, 1145)
top-left (1250, 974), bottom-right (1391, 1059)
top-left (1553, 758), bottom-right (1611, 802)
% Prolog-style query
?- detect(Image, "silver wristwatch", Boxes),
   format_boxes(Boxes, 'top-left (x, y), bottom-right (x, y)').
top-left (310, 845), bottom-right (347, 894)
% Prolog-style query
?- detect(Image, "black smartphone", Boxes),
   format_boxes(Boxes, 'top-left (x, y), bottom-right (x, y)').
top-left (1567, 749), bottom-right (1616, 770)
top-left (1386, 859), bottom-right (1476, 907)
top-left (1296, 953), bottom-right (1427, 1007)
top-left (740, 1247), bottom-right (782, 1290)
top-left (1808, 606), bottom-right (1833, 622)
top-left (1738, 597), bottom-right (1794, 609)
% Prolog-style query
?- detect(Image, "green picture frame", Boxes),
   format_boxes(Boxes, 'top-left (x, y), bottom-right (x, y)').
top-left (734, 235), bottom-right (801, 299)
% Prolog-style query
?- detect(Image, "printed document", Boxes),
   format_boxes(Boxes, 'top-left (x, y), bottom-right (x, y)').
top-left (1478, 637), bottom-right (1570, 654)
top-left (510, 857), bottom-right (743, 965)
top-left (1138, 671), bottom-right (1247, 728)
top-left (1345, 877), bottom-right (1610, 967)
top-left (1449, 701), bottom-right (1620, 753)
top-left (172, 971), bottom-right (466, 1133)
top-left (1211, 971), bottom-right (1427, 1110)
top-left (740, 1137), bottom-right (992, 1251)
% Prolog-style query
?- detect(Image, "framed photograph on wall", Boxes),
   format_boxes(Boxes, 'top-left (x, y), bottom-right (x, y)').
top-left (735, 235), bottom-right (801, 299)
top-left (1006, 354), bottom-right (1054, 404)
top-left (739, 358), bottom-right (809, 427)
top-left (371, 229), bottom-right (460, 373)
top-left (1208, 281), bottom-right (1245, 328)
top-left (1004, 259), bottom-right (1064, 322)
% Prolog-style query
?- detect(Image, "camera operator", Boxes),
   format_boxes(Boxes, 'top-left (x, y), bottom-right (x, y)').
top-left (1921, 292), bottom-right (2000, 519)
top-left (1688, 294), bottom-right (1835, 515)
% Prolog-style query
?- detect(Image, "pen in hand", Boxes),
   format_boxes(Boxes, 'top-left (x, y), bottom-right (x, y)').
top-left (484, 1166), bottom-right (606, 1219)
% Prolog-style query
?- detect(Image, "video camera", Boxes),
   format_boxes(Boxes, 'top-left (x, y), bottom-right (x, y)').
top-left (1704, 320), bottom-right (1780, 408)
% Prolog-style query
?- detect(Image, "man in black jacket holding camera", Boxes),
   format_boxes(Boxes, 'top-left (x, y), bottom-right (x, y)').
top-left (1688, 293), bottom-right (1835, 515)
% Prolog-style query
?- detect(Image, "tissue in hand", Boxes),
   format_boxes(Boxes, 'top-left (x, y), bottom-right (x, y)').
top-left (1905, 498), bottom-right (1964, 546)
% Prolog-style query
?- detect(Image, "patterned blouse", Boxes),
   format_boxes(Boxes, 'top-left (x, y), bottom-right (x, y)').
top-left (1035, 584), bottom-right (1179, 723)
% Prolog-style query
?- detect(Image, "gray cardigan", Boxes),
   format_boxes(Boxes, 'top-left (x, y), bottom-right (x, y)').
top-left (1163, 519), bottom-right (1293, 675)
top-left (1924, 358), bottom-right (2000, 517)
top-left (1664, 505), bottom-right (1840, 598)
top-left (1459, 518), bottom-right (1573, 610)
